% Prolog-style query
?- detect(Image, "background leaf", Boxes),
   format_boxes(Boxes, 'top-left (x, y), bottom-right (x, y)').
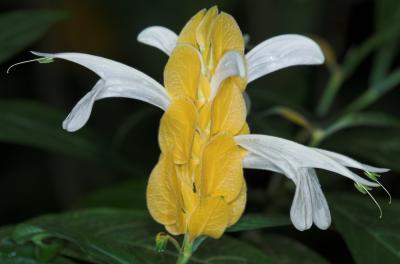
top-left (322, 128), bottom-right (400, 171)
top-left (0, 9), bottom-right (66, 63)
top-left (324, 112), bottom-right (400, 138)
top-left (0, 100), bottom-right (100, 161)
top-left (246, 234), bottom-right (329, 264)
top-left (78, 179), bottom-right (147, 210)
top-left (0, 208), bottom-right (279, 264)
top-left (330, 193), bottom-right (400, 264)
top-left (227, 214), bottom-right (290, 232)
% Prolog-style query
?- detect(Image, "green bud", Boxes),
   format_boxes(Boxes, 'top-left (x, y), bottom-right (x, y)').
top-left (155, 232), bottom-right (169, 253)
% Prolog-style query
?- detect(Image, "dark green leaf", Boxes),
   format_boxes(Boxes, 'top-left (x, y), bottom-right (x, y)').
top-left (227, 214), bottom-right (290, 232)
top-left (78, 179), bottom-right (147, 210)
top-left (325, 112), bottom-right (400, 137)
top-left (370, 0), bottom-right (400, 84)
top-left (247, 234), bottom-right (329, 264)
top-left (322, 127), bottom-right (400, 171)
top-left (0, 9), bottom-right (66, 63)
top-left (1, 208), bottom-right (276, 264)
top-left (330, 193), bottom-right (400, 264)
top-left (0, 100), bottom-right (101, 160)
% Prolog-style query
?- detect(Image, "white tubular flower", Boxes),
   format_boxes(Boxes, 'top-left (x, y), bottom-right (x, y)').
top-left (31, 52), bottom-right (170, 132)
top-left (236, 134), bottom-right (388, 230)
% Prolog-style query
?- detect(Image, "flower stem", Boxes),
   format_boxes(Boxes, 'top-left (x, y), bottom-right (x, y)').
top-left (176, 236), bottom-right (193, 264)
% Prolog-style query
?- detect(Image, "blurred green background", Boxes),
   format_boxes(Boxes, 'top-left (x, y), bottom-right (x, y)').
top-left (0, 0), bottom-right (399, 263)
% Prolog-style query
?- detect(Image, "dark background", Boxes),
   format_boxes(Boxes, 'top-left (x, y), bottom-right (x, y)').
top-left (0, 0), bottom-right (399, 263)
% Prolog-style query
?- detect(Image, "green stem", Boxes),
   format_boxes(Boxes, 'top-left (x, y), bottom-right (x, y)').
top-left (176, 236), bottom-right (193, 264)
top-left (316, 69), bottom-right (344, 117)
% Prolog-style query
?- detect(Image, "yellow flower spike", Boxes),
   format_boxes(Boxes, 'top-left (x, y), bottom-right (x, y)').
top-left (159, 97), bottom-right (197, 165)
top-left (164, 44), bottom-right (202, 100)
top-left (211, 79), bottom-right (247, 136)
top-left (201, 134), bottom-right (244, 203)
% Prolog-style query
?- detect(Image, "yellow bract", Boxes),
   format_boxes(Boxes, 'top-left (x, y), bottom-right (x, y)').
top-left (147, 6), bottom-right (250, 242)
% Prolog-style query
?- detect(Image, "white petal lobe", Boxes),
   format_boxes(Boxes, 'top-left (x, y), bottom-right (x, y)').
top-left (313, 148), bottom-right (389, 173)
top-left (245, 34), bottom-right (324, 83)
top-left (137, 26), bottom-right (178, 56)
top-left (32, 52), bottom-right (170, 131)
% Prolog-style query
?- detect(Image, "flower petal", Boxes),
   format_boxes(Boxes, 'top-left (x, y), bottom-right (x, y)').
top-left (32, 52), bottom-right (170, 132)
top-left (313, 148), bottom-right (389, 173)
top-left (290, 172), bottom-right (313, 231)
top-left (245, 34), bottom-right (324, 83)
top-left (243, 151), bottom-right (331, 230)
top-left (137, 26), bottom-right (178, 56)
top-left (210, 51), bottom-right (246, 100)
top-left (235, 134), bottom-right (378, 187)
top-left (307, 169), bottom-right (331, 230)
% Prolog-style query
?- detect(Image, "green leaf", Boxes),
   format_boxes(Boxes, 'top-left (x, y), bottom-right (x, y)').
top-left (0, 100), bottom-right (101, 160)
top-left (248, 234), bottom-right (329, 264)
top-left (0, 9), bottom-right (66, 63)
top-left (1, 208), bottom-right (277, 264)
top-left (325, 112), bottom-right (400, 137)
top-left (78, 179), bottom-right (147, 210)
top-left (261, 106), bottom-right (313, 131)
top-left (227, 214), bottom-right (290, 232)
top-left (370, 0), bottom-right (400, 84)
top-left (330, 193), bottom-right (400, 264)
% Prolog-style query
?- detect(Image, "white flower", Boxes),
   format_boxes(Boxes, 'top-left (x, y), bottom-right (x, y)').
top-left (31, 24), bottom-right (388, 231)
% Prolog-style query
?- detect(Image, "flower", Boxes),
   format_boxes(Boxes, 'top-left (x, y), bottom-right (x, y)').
top-left (32, 6), bottom-right (388, 240)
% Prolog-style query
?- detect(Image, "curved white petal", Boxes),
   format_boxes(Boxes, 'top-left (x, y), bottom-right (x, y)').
top-left (32, 52), bottom-right (170, 132)
top-left (242, 152), bottom-right (283, 174)
top-left (307, 170), bottom-right (331, 230)
top-left (243, 152), bottom-right (331, 231)
top-left (236, 134), bottom-right (378, 187)
top-left (245, 34), bottom-right (324, 83)
top-left (210, 51), bottom-right (246, 100)
top-left (313, 148), bottom-right (389, 173)
top-left (137, 26), bottom-right (178, 56)
top-left (291, 172), bottom-right (313, 231)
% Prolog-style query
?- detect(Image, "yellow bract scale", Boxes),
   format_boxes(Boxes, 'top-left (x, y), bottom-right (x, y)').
top-left (201, 135), bottom-right (244, 203)
top-left (147, 154), bottom-right (181, 226)
top-left (196, 6), bottom-right (218, 54)
top-left (210, 12), bottom-right (244, 71)
top-left (159, 97), bottom-right (197, 165)
top-left (178, 9), bottom-right (206, 46)
top-left (211, 79), bottom-right (247, 136)
top-left (187, 196), bottom-right (230, 240)
top-left (164, 44), bottom-right (202, 100)
top-left (147, 7), bottom-right (250, 242)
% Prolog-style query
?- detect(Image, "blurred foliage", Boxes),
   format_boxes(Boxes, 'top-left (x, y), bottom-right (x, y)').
top-left (0, 0), bottom-right (400, 263)
top-left (0, 209), bottom-right (289, 263)
top-left (0, 9), bottom-right (66, 63)
top-left (330, 194), bottom-right (400, 263)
